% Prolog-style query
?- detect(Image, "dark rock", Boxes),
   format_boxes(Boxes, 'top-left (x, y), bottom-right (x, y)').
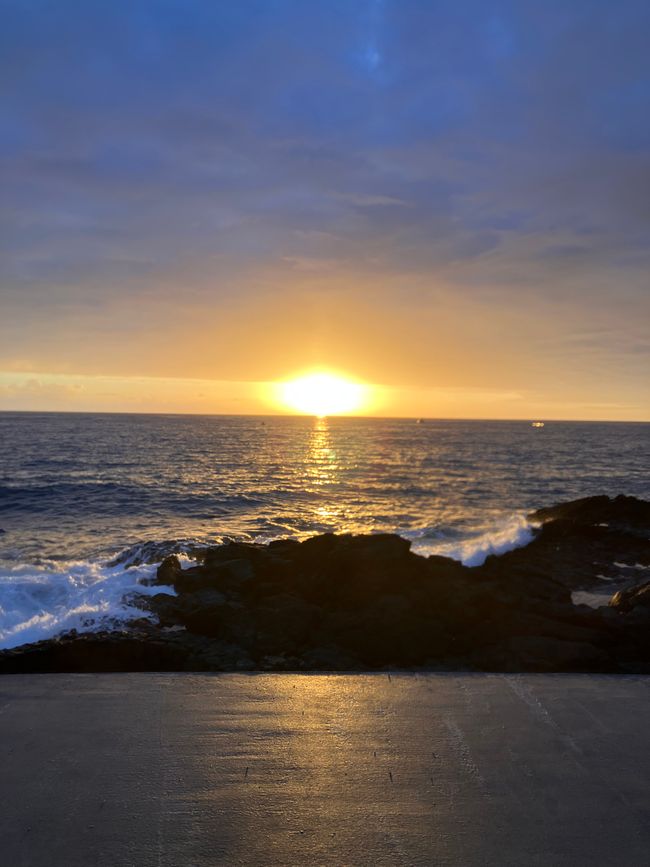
top-left (3, 494), bottom-right (650, 674)
top-left (299, 646), bottom-right (363, 671)
top-left (203, 542), bottom-right (265, 566)
top-left (160, 565), bottom-right (205, 594)
top-left (267, 538), bottom-right (301, 555)
top-left (610, 581), bottom-right (650, 614)
top-left (155, 589), bottom-right (243, 638)
top-left (148, 589), bottom-right (227, 629)
top-left (155, 557), bottom-right (255, 595)
top-left (530, 494), bottom-right (650, 533)
top-left (253, 594), bottom-right (322, 656)
top-left (184, 638), bottom-right (256, 671)
top-left (506, 636), bottom-right (612, 672)
top-left (212, 558), bottom-right (256, 587)
top-left (156, 554), bottom-right (183, 586)
top-left (0, 630), bottom-right (190, 674)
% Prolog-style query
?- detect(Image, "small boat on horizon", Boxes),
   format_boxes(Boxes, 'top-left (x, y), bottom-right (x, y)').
top-left (531, 421), bottom-right (545, 428)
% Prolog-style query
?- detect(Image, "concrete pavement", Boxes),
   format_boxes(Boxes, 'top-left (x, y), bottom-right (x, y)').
top-left (0, 672), bottom-right (649, 866)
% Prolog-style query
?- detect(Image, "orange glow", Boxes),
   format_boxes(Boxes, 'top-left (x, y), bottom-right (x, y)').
top-left (269, 371), bottom-right (371, 417)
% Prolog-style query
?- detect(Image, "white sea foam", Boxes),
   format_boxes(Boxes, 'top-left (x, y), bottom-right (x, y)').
top-left (410, 514), bottom-right (536, 567)
top-left (0, 558), bottom-right (175, 650)
top-left (571, 590), bottom-right (612, 609)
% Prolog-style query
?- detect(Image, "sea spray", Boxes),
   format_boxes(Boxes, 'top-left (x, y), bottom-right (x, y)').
top-left (0, 557), bottom-right (175, 650)
top-left (407, 514), bottom-right (536, 567)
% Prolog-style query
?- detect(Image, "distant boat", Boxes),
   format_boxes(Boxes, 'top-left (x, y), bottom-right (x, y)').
top-left (531, 421), bottom-right (545, 428)
top-left (416, 418), bottom-right (423, 424)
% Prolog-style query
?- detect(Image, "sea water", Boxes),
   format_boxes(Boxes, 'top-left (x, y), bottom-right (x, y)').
top-left (0, 412), bottom-right (648, 648)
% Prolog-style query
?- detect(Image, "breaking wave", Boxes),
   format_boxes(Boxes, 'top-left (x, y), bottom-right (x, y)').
top-left (0, 555), bottom-right (175, 650)
top-left (407, 514), bottom-right (536, 567)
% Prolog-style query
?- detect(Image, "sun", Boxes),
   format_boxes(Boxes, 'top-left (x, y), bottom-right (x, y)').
top-left (272, 371), bottom-right (370, 417)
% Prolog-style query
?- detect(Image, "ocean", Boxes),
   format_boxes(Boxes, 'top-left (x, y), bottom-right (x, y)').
top-left (0, 412), bottom-right (648, 649)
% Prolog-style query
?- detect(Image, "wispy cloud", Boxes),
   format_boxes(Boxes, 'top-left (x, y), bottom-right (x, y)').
top-left (1, 0), bottom-right (649, 417)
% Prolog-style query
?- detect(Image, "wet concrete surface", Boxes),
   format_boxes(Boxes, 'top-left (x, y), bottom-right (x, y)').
top-left (0, 673), bottom-right (649, 866)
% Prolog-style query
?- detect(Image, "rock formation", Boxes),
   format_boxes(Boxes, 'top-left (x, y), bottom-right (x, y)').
top-left (2, 495), bottom-right (649, 673)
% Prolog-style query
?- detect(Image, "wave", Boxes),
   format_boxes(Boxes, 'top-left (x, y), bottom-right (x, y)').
top-left (0, 557), bottom-right (175, 650)
top-left (407, 514), bottom-right (536, 567)
top-left (0, 481), bottom-right (268, 519)
top-left (108, 538), bottom-right (212, 567)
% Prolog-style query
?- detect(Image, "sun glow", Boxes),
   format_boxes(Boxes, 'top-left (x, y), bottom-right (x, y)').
top-left (272, 371), bottom-right (370, 417)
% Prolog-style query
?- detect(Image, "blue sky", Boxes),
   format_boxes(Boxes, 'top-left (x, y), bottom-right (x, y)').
top-left (1, 0), bottom-right (649, 417)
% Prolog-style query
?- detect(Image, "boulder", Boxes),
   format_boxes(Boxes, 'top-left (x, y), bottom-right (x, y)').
top-left (530, 494), bottom-right (650, 532)
top-left (155, 557), bottom-right (255, 595)
top-left (610, 581), bottom-right (650, 614)
top-left (156, 554), bottom-right (183, 586)
top-left (150, 589), bottom-right (232, 637)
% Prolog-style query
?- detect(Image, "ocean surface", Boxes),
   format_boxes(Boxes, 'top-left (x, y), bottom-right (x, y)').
top-left (1, 412), bottom-right (648, 649)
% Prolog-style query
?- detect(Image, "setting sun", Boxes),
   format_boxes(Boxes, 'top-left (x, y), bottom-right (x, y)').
top-left (272, 372), bottom-right (370, 417)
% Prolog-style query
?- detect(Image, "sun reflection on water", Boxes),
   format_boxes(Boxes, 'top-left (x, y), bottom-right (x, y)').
top-left (306, 417), bottom-right (340, 488)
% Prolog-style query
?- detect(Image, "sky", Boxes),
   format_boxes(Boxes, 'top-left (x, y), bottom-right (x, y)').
top-left (1, 0), bottom-right (649, 419)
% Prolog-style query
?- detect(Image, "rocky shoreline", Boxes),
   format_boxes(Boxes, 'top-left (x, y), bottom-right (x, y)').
top-left (2, 495), bottom-right (649, 674)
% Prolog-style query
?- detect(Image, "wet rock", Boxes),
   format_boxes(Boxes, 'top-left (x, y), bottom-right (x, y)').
top-left (156, 554), bottom-right (183, 586)
top-left (2, 494), bottom-right (650, 674)
top-left (610, 581), bottom-right (650, 614)
top-left (157, 589), bottom-right (244, 638)
top-left (531, 494), bottom-right (650, 533)
top-left (149, 589), bottom-right (227, 628)
top-left (0, 630), bottom-right (190, 673)
top-left (155, 557), bottom-right (255, 595)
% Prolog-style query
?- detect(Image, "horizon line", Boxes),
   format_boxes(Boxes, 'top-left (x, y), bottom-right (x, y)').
top-left (1, 409), bottom-right (648, 424)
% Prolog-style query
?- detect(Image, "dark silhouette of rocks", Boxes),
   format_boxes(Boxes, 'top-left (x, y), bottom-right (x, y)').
top-left (2, 494), bottom-right (649, 674)
top-left (610, 581), bottom-right (650, 614)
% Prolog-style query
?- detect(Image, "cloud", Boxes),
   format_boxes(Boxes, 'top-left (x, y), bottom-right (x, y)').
top-left (0, 0), bottom-right (649, 417)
